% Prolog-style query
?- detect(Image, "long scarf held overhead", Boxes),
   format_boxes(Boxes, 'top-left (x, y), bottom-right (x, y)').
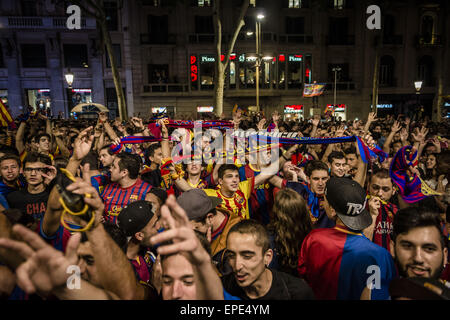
top-left (390, 146), bottom-right (442, 203)
top-left (157, 119), bottom-right (234, 130)
top-left (236, 131), bottom-right (387, 164)
top-left (109, 130), bottom-right (388, 164)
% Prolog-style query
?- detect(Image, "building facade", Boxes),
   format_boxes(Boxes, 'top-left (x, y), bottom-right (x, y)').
top-left (130, 0), bottom-right (450, 121)
top-left (0, 0), bottom-right (448, 121)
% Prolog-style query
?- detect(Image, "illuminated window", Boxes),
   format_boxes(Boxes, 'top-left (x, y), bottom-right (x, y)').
top-left (250, 0), bottom-right (256, 7)
top-left (289, 0), bottom-right (300, 8)
top-left (334, 0), bottom-right (345, 9)
top-left (198, 0), bottom-right (211, 6)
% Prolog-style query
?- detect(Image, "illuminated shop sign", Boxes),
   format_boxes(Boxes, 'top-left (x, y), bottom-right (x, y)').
top-left (190, 55), bottom-right (198, 83)
top-left (152, 107), bottom-right (167, 113)
top-left (197, 106), bottom-right (214, 112)
top-left (288, 55), bottom-right (302, 62)
top-left (284, 105), bottom-right (304, 113)
top-left (327, 104), bottom-right (346, 112)
top-left (376, 104), bottom-right (393, 109)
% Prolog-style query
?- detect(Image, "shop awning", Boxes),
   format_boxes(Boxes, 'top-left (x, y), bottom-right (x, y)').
top-left (71, 103), bottom-right (109, 113)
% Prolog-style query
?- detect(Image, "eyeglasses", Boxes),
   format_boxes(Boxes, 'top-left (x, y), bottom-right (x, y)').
top-left (23, 167), bottom-right (48, 173)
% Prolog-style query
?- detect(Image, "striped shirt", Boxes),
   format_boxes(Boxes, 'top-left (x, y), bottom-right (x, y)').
top-left (204, 178), bottom-right (254, 220)
top-left (101, 178), bottom-right (152, 224)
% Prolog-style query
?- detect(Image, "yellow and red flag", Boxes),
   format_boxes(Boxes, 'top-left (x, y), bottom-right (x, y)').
top-left (0, 100), bottom-right (16, 129)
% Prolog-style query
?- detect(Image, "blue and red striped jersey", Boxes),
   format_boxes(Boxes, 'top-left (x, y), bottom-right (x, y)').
top-left (101, 179), bottom-right (152, 224)
top-left (37, 220), bottom-right (71, 253)
top-left (90, 173), bottom-right (110, 195)
top-left (238, 164), bottom-right (273, 225)
top-left (298, 226), bottom-right (397, 300)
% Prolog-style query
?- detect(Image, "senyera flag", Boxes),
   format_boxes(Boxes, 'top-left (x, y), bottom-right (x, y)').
top-left (0, 100), bottom-right (16, 129)
top-left (303, 83), bottom-right (326, 97)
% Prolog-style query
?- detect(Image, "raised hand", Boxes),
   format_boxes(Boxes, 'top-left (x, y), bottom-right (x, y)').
top-left (72, 127), bottom-right (94, 161)
top-left (411, 126), bottom-right (429, 143)
top-left (400, 127), bottom-right (409, 143)
top-left (257, 118), bottom-right (266, 131)
top-left (150, 195), bottom-right (209, 266)
top-left (391, 120), bottom-right (401, 133)
top-left (41, 165), bottom-right (57, 186)
top-left (367, 112), bottom-right (377, 123)
top-left (0, 224), bottom-right (81, 295)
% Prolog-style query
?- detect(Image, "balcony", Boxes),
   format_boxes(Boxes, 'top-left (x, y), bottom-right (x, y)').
top-left (279, 34), bottom-right (313, 44)
top-left (326, 35), bottom-right (355, 45)
top-left (416, 34), bottom-right (442, 47)
top-left (143, 83), bottom-right (189, 94)
top-left (140, 33), bottom-right (176, 45)
top-left (0, 16), bottom-right (96, 29)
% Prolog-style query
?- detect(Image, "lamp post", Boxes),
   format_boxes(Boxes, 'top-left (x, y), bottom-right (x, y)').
top-left (414, 80), bottom-right (423, 120)
top-left (332, 66), bottom-right (341, 107)
top-left (255, 13), bottom-right (264, 112)
top-left (65, 69), bottom-right (74, 116)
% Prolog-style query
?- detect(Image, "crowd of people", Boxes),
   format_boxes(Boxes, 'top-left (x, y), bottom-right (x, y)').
top-left (0, 107), bottom-right (449, 301)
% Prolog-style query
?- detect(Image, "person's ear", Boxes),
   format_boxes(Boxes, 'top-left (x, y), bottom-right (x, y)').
top-left (264, 248), bottom-right (273, 267)
top-left (134, 231), bottom-right (144, 241)
top-left (205, 212), bottom-right (214, 225)
top-left (389, 240), bottom-right (395, 259)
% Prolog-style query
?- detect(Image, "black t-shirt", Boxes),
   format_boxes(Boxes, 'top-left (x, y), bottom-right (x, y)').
top-left (7, 188), bottom-right (50, 223)
top-left (221, 269), bottom-right (315, 300)
top-left (141, 170), bottom-right (162, 188)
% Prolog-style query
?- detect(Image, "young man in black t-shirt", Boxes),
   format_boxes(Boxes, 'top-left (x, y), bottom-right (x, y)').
top-left (222, 219), bottom-right (315, 300)
top-left (6, 153), bottom-right (56, 223)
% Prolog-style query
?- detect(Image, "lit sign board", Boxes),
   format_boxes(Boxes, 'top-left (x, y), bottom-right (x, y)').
top-left (38, 89), bottom-right (50, 92)
top-left (201, 55), bottom-right (215, 63)
top-left (72, 89), bottom-right (92, 93)
top-left (288, 55), bottom-right (302, 62)
top-left (190, 55), bottom-right (198, 83)
top-left (376, 104), bottom-right (393, 109)
top-left (284, 105), bottom-right (303, 113)
top-left (197, 106), bottom-right (214, 112)
top-left (327, 104), bottom-right (346, 112)
top-left (152, 107), bottom-right (167, 113)
top-left (444, 102), bottom-right (450, 107)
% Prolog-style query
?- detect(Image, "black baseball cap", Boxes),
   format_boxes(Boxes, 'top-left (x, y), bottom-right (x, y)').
top-left (389, 277), bottom-right (450, 300)
top-left (325, 177), bottom-right (372, 231)
top-left (177, 189), bottom-right (222, 221)
top-left (117, 200), bottom-right (154, 236)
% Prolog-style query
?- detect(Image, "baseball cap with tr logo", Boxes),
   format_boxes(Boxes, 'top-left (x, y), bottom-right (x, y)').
top-left (325, 177), bottom-right (372, 231)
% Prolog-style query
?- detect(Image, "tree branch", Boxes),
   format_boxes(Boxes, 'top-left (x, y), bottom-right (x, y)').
top-left (223, 0), bottom-right (249, 70)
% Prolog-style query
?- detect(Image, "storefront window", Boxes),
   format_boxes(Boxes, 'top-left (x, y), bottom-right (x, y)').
top-left (200, 55), bottom-right (215, 90)
top-left (71, 89), bottom-right (93, 107)
top-left (287, 54), bottom-right (303, 89)
top-left (26, 89), bottom-right (51, 113)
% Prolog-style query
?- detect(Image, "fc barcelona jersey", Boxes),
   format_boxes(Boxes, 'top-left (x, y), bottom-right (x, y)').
top-left (204, 178), bottom-right (254, 220)
top-left (101, 179), bottom-right (152, 224)
top-left (238, 164), bottom-right (274, 225)
top-left (298, 226), bottom-right (397, 300)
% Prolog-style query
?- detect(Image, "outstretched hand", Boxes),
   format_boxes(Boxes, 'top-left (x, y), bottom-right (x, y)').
top-left (72, 126), bottom-right (94, 161)
top-left (0, 225), bottom-right (81, 295)
top-left (150, 195), bottom-right (209, 266)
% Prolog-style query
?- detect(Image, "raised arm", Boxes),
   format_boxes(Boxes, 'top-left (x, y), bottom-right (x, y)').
top-left (150, 195), bottom-right (224, 300)
top-left (383, 121), bottom-right (401, 154)
top-left (15, 121), bottom-right (27, 155)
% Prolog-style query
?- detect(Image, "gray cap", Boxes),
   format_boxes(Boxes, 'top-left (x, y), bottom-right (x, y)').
top-left (177, 189), bottom-right (222, 220)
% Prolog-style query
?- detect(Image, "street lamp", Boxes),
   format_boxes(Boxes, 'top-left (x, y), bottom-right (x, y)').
top-left (65, 69), bottom-right (74, 89)
top-left (332, 66), bottom-right (341, 107)
top-left (255, 13), bottom-right (264, 112)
